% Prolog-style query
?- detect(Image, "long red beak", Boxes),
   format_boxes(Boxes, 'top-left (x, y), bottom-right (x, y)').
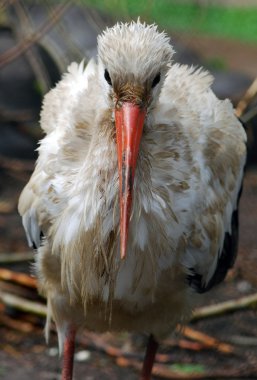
top-left (115, 102), bottom-right (146, 259)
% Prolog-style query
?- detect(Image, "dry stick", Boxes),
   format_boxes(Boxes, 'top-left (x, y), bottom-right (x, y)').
top-left (0, 291), bottom-right (256, 379)
top-left (0, 268), bottom-right (37, 288)
top-left (235, 77), bottom-right (257, 118)
top-left (0, 1), bottom-right (71, 69)
top-left (192, 292), bottom-right (257, 321)
top-left (13, 1), bottom-right (52, 94)
top-left (0, 291), bottom-right (47, 317)
top-left (162, 338), bottom-right (214, 352)
top-left (0, 280), bottom-right (38, 301)
top-left (241, 105), bottom-right (257, 124)
top-left (0, 312), bottom-right (35, 333)
top-left (1, 284), bottom-right (257, 321)
top-left (0, 290), bottom-right (257, 365)
top-left (0, 252), bottom-right (34, 264)
top-left (175, 325), bottom-right (234, 354)
top-left (1, 289), bottom-right (257, 328)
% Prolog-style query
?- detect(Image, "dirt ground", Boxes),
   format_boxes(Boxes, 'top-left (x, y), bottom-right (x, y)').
top-left (0, 34), bottom-right (257, 379)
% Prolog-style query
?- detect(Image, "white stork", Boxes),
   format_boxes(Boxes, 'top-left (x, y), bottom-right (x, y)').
top-left (18, 21), bottom-right (246, 380)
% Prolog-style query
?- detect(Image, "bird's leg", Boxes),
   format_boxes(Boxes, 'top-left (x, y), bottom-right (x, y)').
top-left (61, 325), bottom-right (76, 380)
top-left (140, 334), bottom-right (159, 380)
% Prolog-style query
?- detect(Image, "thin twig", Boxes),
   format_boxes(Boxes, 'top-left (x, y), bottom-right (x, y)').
top-left (236, 77), bottom-right (257, 118)
top-left (0, 252), bottom-right (34, 264)
top-left (0, 2), bottom-right (71, 69)
top-left (12, 1), bottom-right (52, 93)
top-left (192, 293), bottom-right (257, 321)
top-left (240, 105), bottom-right (257, 124)
top-left (0, 313), bottom-right (35, 333)
top-left (0, 281), bottom-right (37, 301)
top-left (176, 325), bottom-right (234, 353)
top-left (0, 291), bottom-right (46, 317)
top-left (163, 338), bottom-right (214, 352)
top-left (0, 268), bottom-right (37, 288)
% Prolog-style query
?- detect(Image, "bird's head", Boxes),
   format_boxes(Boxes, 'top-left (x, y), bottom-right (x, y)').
top-left (97, 20), bottom-right (174, 259)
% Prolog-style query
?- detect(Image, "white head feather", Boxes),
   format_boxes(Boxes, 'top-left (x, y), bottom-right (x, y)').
top-left (97, 20), bottom-right (174, 106)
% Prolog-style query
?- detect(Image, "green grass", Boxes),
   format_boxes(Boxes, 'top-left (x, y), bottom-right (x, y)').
top-left (84, 0), bottom-right (257, 43)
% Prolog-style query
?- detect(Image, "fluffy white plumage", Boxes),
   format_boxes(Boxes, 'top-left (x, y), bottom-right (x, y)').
top-left (19, 20), bottom-right (246, 354)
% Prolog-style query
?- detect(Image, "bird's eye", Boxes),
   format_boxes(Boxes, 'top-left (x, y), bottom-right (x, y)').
top-left (104, 69), bottom-right (112, 86)
top-left (152, 72), bottom-right (161, 88)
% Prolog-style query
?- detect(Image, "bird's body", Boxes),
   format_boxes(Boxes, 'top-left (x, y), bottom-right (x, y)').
top-left (19, 21), bottom-right (246, 379)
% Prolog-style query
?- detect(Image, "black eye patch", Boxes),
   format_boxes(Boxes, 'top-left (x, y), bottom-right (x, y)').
top-left (104, 69), bottom-right (112, 86)
top-left (152, 72), bottom-right (161, 88)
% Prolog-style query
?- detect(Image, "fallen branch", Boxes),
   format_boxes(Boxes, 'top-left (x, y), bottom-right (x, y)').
top-left (0, 280), bottom-right (38, 301)
top-left (164, 338), bottom-right (213, 352)
top-left (192, 292), bottom-right (257, 321)
top-left (13, 1), bottom-right (52, 93)
top-left (240, 105), bottom-right (257, 124)
top-left (228, 335), bottom-right (257, 347)
top-left (0, 252), bottom-right (34, 264)
top-left (236, 77), bottom-right (257, 118)
top-left (0, 2), bottom-right (71, 69)
top-left (172, 326), bottom-right (234, 354)
top-left (1, 280), bottom-right (256, 324)
top-left (0, 312), bottom-right (35, 333)
top-left (0, 268), bottom-right (37, 288)
top-left (175, 326), bottom-right (233, 354)
top-left (0, 291), bottom-right (46, 317)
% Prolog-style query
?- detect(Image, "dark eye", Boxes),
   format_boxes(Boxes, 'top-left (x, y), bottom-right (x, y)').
top-left (152, 72), bottom-right (161, 88)
top-left (104, 69), bottom-right (112, 86)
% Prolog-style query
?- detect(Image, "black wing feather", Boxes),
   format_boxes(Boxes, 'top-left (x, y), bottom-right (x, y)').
top-left (187, 185), bottom-right (243, 294)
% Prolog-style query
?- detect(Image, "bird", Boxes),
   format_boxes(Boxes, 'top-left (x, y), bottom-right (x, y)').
top-left (18, 20), bottom-right (246, 380)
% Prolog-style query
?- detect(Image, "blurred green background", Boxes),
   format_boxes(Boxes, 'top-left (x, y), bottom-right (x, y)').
top-left (85, 0), bottom-right (257, 43)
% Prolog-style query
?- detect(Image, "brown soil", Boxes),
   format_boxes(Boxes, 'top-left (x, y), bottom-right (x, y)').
top-left (175, 33), bottom-right (257, 78)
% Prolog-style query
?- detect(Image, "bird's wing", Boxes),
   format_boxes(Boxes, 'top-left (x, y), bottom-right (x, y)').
top-left (160, 64), bottom-right (247, 292)
top-left (187, 178), bottom-right (244, 294)
top-left (18, 59), bottom-right (97, 248)
top-left (40, 58), bottom-right (96, 134)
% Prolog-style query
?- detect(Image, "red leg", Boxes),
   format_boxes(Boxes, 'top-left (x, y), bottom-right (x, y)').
top-left (61, 326), bottom-right (76, 380)
top-left (140, 334), bottom-right (159, 380)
